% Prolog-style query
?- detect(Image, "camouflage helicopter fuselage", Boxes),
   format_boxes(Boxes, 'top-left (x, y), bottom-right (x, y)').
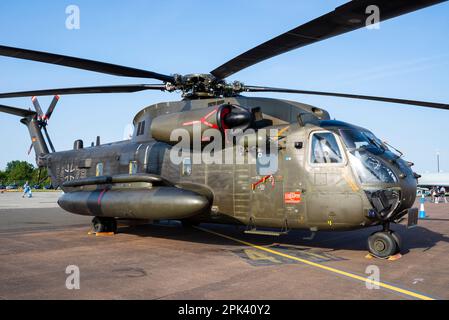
top-left (40, 96), bottom-right (417, 232)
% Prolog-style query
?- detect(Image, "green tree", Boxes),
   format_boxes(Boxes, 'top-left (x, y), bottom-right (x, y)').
top-left (32, 167), bottom-right (51, 186)
top-left (0, 170), bottom-right (6, 184)
top-left (5, 161), bottom-right (35, 185)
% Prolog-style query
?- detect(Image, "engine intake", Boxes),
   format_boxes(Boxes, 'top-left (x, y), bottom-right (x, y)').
top-left (150, 104), bottom-right (252, 145)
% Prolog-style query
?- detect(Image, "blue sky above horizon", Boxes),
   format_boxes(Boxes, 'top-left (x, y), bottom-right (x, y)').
top-left (0, 0), bottom-right (448, 173)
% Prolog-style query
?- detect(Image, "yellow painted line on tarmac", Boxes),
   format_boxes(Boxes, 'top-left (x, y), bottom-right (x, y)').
top-left (195, 226), bottom-right (434, 301)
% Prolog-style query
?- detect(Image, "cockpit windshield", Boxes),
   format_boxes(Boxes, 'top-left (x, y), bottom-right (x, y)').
top-left (338, 129), bottom-right (397, 184)
top-left (339, 129), bottom-right (387, 154)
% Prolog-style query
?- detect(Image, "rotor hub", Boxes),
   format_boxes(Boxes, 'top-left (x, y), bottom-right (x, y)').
top-left (167, 73), bottom-right (244, 99)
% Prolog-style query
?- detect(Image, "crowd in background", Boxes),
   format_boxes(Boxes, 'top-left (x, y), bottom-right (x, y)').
top-left (430, 186), bottom-right (447, 203)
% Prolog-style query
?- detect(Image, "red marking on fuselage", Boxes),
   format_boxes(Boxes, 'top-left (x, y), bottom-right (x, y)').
top-left (284, 192), bottom-right (301, 204)
top-left (97, 189), bottom-right (108, 205)
top-left (182, 108), bottom-right (219, 129)
top-left (251, 175), bottom-right (275, 190)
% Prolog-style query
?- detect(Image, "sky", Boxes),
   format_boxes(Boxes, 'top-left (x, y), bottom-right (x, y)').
top-left (0, 0), bottom-right (448, 174)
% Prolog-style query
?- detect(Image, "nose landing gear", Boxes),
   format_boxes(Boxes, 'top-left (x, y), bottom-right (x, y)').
top-left (367, 223), bottom-right (401, 258)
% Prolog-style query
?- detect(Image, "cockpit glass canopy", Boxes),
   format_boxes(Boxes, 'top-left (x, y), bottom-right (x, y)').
top-left (338, 129), bottom-right (397, 184)
top-left (339, 129), bottom-right (387, 154)
top-left (348, 150), bottom-right (398, 184)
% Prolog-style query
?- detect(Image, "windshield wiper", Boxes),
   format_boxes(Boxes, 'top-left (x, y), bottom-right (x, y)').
top-left (383, 141), bottom-right (403, 158)
top-left (365, 136), bottom-right (386, 154)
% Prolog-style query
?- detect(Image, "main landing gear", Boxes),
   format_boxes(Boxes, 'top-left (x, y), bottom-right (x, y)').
top-left (367, 222), bottom-right (401, 258)
top-left (92, 217), bottom-right (117, 233)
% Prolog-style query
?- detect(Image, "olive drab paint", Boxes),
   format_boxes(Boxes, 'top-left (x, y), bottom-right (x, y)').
top-left (1, 1), bottom-right (444, 258)
top-left (3, 95), bottom-right (417, 233)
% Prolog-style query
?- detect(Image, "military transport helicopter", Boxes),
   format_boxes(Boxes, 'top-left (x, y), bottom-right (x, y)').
top-left (1, 0), bottom-right (448, 258)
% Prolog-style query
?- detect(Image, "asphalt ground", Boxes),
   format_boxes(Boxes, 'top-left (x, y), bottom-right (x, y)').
top-left (0, 192), bottom-right (448, 300)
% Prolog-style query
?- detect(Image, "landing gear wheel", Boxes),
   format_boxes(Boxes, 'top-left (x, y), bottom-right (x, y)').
top-left (92, 217), bottom-right (106, 233)
top-left (391, 231), bottom-right (402, 254)
top-left (92, 217), bottom-right (117, 233)
top-left (368, 231), bottom-right (397, 258)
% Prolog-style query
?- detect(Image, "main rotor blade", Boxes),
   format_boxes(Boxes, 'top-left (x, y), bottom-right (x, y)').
top-left (0, 45), bottom-right (175, 83)
top-left (244, 86), bottom-right (449, 110)
top-left (211, 0), bottom-right (447, 79)
top-left (0, 104), bottom-right (36, 117)
top-left (0, 84), bottom-right (166, 99)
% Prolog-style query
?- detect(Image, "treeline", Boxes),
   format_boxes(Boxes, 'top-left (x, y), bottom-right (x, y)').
top-left (0, 161), bottom-right (51, 186)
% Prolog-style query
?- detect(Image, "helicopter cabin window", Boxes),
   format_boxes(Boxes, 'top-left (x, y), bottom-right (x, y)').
top-left (129, 161), bottom-right (138, 175)
top-left (136, 121), bottom-right (146, 136)
top-left (96, 162), bottom-right (104, 176)
top-left (310, 132), bottom-right (343, 164)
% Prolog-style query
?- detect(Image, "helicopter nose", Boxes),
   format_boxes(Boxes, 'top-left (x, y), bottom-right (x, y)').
top-left (396, 171), bottom-right (418, 213)
top-left (392, 158), bottom-right (418, 211)
top-left (365, 189), bottom-right (401, 220)
top-left (364, 163), bottom-right (418, 222)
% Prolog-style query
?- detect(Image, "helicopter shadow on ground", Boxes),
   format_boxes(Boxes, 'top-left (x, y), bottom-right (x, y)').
top-left (296, 223), bottom-right (449, 255)
top-left (117, 220), bottom-right (449, 256)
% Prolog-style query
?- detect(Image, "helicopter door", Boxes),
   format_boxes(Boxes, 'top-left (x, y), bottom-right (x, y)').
top-left (248, 147), bottom-right (285, 228)
top-left (306, 131), bottom-right (362, 229)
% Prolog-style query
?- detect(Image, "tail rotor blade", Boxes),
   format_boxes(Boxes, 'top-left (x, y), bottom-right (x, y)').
top-left (27, 142), bottom-right (34, 155)
top-left (31, 96), bottom-right (44, 119)
top-left (45, 95), bottom-right (59, 121)
top-left (42, 126), bottom-right (56, 153)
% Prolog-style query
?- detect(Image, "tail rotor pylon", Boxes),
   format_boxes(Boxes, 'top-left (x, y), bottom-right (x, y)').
top-left (29, 95), bottom-right (59, 153)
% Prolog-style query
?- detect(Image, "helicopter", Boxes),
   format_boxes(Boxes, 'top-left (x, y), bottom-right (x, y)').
top-left (1, 0), bottom-right (448, 259)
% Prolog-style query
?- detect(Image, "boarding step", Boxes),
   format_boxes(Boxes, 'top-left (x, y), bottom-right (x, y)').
top-left (244, 228), bottom-right (289, 237)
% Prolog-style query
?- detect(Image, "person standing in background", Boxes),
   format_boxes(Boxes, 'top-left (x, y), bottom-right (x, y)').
top-left (440, 186), bottom-right (447, 203)
top-left (22, 181), bottom-right (32, 198)
top-left (431, 186), bottom-right (437, 203)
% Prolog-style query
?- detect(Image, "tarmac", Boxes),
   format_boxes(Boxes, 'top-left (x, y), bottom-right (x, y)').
top-left (0, 192), bottom-right (448, 300)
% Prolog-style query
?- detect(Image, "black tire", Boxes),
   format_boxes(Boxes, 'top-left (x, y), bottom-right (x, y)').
top-left (368, 231), bottom-right (397, 258)
top-left (92, 217), bottom-right (106, 233)
top-left (391, 231), bottom-right (402, 254)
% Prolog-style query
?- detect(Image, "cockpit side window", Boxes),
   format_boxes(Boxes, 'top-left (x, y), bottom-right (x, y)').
top-left (310, 132), bottom-right (343, 164)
